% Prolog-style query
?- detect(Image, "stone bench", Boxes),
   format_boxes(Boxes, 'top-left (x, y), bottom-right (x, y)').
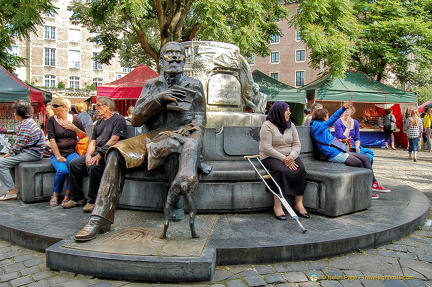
top-left (16, 124), bottom-right (372, 217)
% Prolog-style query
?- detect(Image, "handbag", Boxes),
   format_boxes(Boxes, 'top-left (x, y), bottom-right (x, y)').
top-left (390, 122), bottom-right (396, 131)
top-left (76, 136), bottom-right (89, 156)
top-left (314, 137), bottom-right (348, 153)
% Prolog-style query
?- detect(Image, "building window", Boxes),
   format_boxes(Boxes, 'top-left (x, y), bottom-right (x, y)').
top-left (44, 10), bottom-right (56, 17)
top-left (296, 30), bottom-right (302, 41)
top-left (271, 34), bottom-right (280, 43)
top-left (122, 67), bottom-right (132, 73)
top-left (296, 50), bottom-right (306, 61)
top-left (69, 29), bottom-right (81, 42)
top-left (69, 50), bottom-right (80, 69)
top-left (44, 48), bottom-right (55, 66)
top-left (296, 71), bottom-right (305, 87)
top-left (93, 78), bottom-right (103, 87)
top-left (69, 76), bottom-right (80, 89)
top-left (44, 75), bottom-right (56, 88)
top-left (92, 53), bottom-right (103, 70)
top-left (8, 46), bottom-right (19, 57)
top-left (270, 73), bottom-right (279, 81)
top-left (271, 52), bottom-right (279, 63)
top-left (44, 26), bottom-right (56, 40)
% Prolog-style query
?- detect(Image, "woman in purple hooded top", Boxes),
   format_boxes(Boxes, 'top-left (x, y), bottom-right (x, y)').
top-left (259, 102), bottom-right (309, 220)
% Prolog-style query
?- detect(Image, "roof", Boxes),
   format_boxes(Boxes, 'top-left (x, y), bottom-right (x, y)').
top-left (97, 64), bottom-right (159, 99)
top-left (301, 72), bottom-right (417, 104)
top-left (0, 65), bottom-right (47, 102)
top-left (252, 70), bottom-right (306, 104)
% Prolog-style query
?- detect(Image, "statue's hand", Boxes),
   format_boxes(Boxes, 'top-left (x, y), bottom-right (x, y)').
top-left (176, 123), bottom-right (200, 136)
top-left (157, 89), bottom-right (187, 106)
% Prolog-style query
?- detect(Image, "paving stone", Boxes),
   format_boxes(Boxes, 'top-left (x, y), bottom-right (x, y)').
top-left (320, 281), bottom-right (344, 287)
top-left (343, 271), bottom-right (363, 278)
top-left (395, 252), bottom-right (417, 260)
top-left (0, 271), bottom-right (20, 282)
top-left (276, 284), bottom-right (297, 287)
top-left (0, 259), bottom-right (14, 267)
top-left (299, 282), bottom-right (320, 287)
top-left (339, 279), bottom-right (363, 287)
top-left (307, 263), bottom-right (326, 270)
top-left (304, 270), bottom-right (324, 280)
top-left (383, 245), bottom-right (408, 253)
top-left (23, 258), bottom-right (43, 268)
top-left (244, 275), bottom-right (267, 286)
top-left (255, 265), bottom-right (275, 275)
top-left (417, 254), bottom-right (432, 263)
top-left (265, 274), bottom-right (286, 284)
top-left (9, 275), bottom-right (33, 287)
top-left (239, 269), bottom-right (259, 278)
top-left (20, 266), bottom-right (40, 276)
top-left (31, 271), bottom-right (52, 281)
top-left (322, 270), bottom-right (345, 279)
top-left (13, 255), bottom-right (33, 263)
top-left (226, 279), bottom-right (248, 287)
top-left (377, 249), bottom-right (398, 258)
top-left (210, 268), bottom-right (239, 283)
top-left (273, 263), bottom-right (293, 273)
top-left (288, 263), bottom-right (309, 272)
top-left (4, 262), bottom-right (25, 273)
top-left (284, 272), bottom-right (309, 283)
top-left (360, 280), bottom-right (386, 287)
top-left (382, 280), bottom-right (407, 287)
top-left (28, 281), bottom-right (50, 287)
top-left (404, 279), bottom-right (428, 287)
top-left (88, 282), bottom-right (115, 287)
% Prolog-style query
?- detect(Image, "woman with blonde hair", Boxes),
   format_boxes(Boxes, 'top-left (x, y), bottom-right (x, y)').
top-left (404, 110), bottom-right (423, 162)
top-left (424, 108), bottom-right (432, 152)
top-left (75, 101), bottom-right (93, 129)
top-left (46, 97), bottom-right (86, 206)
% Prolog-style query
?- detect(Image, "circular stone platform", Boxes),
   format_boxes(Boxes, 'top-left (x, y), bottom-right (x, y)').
top-left (0, 184), bottom-right (429, 282)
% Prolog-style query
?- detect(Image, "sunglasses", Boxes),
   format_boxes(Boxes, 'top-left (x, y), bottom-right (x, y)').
top-left (52, 104), bottom-right (63, 108)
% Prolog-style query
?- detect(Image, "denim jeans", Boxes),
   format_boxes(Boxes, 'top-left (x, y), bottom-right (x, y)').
top-left (50, 153), bottom-right (80, 194)
top-left (0, 152), bottom-right (40, 191)
top-left (408, 137), bottom-right (419, 153)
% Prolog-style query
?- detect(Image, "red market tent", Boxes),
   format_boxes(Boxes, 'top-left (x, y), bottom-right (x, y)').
top-left (0, 65), bottom-right (48, 103)
top-left (97, 64), bottom-right (158, 100)
top-left (418, 99), bottom-right (432, 113)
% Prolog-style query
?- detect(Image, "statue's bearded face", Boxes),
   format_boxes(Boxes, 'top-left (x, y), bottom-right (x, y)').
top-left (160, 43), bottom-right (186, 74)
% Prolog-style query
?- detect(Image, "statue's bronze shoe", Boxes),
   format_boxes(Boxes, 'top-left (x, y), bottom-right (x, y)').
top-left (75, 216), bottom-right (111, 242)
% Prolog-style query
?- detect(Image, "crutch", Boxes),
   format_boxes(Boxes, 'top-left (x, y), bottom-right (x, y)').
top-left (244, 155), bottom-right (307, 233)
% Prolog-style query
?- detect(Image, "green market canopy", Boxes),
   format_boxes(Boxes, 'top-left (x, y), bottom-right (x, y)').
top-left (301, 72), bottom-right (417, 104)
top-left (0, 65), bottom-right (50, 103)
top-left (252, 70), bottom-right (306, 104)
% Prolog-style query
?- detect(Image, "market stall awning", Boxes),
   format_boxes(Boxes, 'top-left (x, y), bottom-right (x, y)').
top-left (252, 70), bottom-right (306, 104)
top-left (418, 99), bottom-right (432, 113)
top-left (301, 72), bottom-right (417, 104)
top-left (97, 64), bottom-right (159, 99)
top-left (0, 65), bottom-right (47, 102)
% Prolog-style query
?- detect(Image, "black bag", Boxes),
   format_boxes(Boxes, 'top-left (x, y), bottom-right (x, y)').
top-left (313, 137), bottom-right (348, 156)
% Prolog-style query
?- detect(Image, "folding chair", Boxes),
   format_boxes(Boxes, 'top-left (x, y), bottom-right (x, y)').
top-left (244, 155), bottom-right (307, 233)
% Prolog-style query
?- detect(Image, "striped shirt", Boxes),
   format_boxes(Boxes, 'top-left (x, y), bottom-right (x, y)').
top-left (9, 118), bottom-right (45, 159)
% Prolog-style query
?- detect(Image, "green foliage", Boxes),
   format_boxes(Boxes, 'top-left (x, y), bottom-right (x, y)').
top-left (293, 0), bottom-right (432, 83)
top-left (57, 81), bottom-right (65, 89)
top-left (291, 0), bottom-right (359, 78)
top-left (69, 0), bottom-right (288, 69)
top-left (0, 0), bottom-right (56, 71)
top-left (410, 67), bottom-right (432, 104)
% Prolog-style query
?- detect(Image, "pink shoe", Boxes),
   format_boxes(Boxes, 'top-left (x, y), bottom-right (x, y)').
top-left (372, 182), bottom-right (391, 193)
top-left (371, 193), bottom-right (380, 200)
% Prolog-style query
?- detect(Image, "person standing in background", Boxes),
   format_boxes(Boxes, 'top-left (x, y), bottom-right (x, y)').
top-left (383, 109), bottom-right (396, 149)
top-left (404, 110), bottom-right (423, 162)
top-left (303, 103), bottom-right (323, 126)
top-left (423, 108), bottom-right (432, 152)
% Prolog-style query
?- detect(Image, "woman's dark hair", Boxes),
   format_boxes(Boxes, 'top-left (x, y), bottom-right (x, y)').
top-left (312, 108), bottom-right (329, 121)
top-left (12, 100), bottom-right (33, 119)
top-left (385, 108), bottom-right (392, 115)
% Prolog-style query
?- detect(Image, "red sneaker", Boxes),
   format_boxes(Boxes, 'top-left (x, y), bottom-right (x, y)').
top-left (372, 182), bottom-right (391, 193)
top-left (371, 193), bottom-right (380, 200)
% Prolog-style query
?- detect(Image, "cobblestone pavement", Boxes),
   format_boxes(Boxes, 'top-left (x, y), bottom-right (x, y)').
top-left (0, 147), bottom-right (431, 287)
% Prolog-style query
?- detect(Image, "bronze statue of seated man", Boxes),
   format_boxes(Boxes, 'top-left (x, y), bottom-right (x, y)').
top-left (74, 41), bottom-right (206, 241)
